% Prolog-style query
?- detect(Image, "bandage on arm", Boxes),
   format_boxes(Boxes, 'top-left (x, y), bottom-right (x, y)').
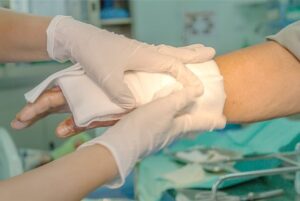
top-left (25, 60), bottom-right (227, 130)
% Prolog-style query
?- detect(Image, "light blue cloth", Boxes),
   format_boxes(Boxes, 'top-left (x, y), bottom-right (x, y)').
top-left (136, 118), bottom-right (300, 201)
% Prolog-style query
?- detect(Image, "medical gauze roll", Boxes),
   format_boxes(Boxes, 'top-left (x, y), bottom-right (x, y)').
top-left (25, 61), bottom-right (226, 129)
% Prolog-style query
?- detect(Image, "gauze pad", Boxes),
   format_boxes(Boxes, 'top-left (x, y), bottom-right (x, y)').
top-left (25, 61), bottom-right (226, 128)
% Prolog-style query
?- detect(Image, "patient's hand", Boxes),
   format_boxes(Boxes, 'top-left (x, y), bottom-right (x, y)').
top-left (11, 87), bottom-right (117, 137)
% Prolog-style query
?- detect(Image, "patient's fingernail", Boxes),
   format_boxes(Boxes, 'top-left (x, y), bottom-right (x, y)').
top-left (57, 126), bottom-right (70, 137)
top-left (11, 119), bottom-right (27, 129)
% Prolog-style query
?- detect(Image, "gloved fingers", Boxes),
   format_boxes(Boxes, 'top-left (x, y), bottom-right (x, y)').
top-left (161, 85), bottom-right (202, 116)
top-left (157, 113), bottom-right (196, 149)
top-left (56, 116), bottom-right (118, 138)
top-left (100, 73), bottom-right (136, 110)
top-left (167, 114), bottom-right (226, 140)
top-left (126, 46), bottom-right (203, 87)
top-left (165, 58), bottom-right (203, 87)
top-left (166, 105), bottom-right (227, 139)
top-left (182, 113), bottom-right (227, 132)
top-left (167, 114), bottom-right (193, 139)
top-left (152, 83), bottom-right (182, 101)
top-left (182, 44), bottom-right (205, 49)
top-left (157, 44), bottom-right (216, 63)
top-left (11, 87), bottom-right (68, 130)
top-left (182, 45), bottom-right (216, 63)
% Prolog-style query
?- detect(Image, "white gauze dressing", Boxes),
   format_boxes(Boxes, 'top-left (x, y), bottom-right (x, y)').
top-left (25, 61), bottom-right (226, 129)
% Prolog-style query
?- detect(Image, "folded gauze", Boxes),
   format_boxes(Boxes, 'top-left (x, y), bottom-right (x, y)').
top-left (25, 60), bottom-right (226, 129)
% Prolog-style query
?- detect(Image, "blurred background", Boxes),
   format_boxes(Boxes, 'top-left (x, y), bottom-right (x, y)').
top-left (1, 0), bottom-right (300, 200)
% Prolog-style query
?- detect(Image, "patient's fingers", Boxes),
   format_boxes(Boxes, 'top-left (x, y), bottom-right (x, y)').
top-left (11, 87), bottom-right (68, 130)
top-left (11, 110), bottom-right (50, 130)
top-left (56, 116), bottom-right (118, 138)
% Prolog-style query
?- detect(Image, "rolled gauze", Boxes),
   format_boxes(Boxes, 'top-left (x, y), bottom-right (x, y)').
top-left (25, 61), bottom-right (226, 128)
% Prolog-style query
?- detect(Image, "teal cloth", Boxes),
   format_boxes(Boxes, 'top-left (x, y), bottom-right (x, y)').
top-left (136, 118), bottom-right (300, 201)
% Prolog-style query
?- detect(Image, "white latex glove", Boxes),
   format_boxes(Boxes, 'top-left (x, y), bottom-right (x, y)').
top-left (79, 85), bottom-right (203, 187)
top-left (47, 16), bottom-right (215, 109)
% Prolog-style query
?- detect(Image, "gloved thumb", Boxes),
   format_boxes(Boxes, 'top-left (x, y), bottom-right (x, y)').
top-left (100, 73), bottom-right (136, 110)
top-left (151, 85), bottom-right (202, 149)
top-left (164, 85), bottom-right (202, 116)
top-left (168, 113), bottom-right (227, 139)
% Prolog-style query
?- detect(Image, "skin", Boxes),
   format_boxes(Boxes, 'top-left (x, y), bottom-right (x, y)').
top-left (217, 41), bottom-right (300, 123)
top-left (1, 8), bottom-right (300, 201)
top-left (0, 8), bottom-right (50, 62)
top-left (0, 145), bottom-right (118, 201)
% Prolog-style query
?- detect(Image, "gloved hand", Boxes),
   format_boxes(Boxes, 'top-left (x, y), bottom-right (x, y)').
top-left (47, 16), bottom-right (215, 109)
top-left (79, 85), bottom-right (203, 187)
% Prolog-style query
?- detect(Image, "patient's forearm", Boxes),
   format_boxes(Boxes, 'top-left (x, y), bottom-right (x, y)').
top-left (216, 41), bottom-right (300, 123)
top-left (0, 145), bottom-right (118, 201)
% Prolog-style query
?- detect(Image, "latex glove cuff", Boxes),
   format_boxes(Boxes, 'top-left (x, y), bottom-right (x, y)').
top-left (47, 15), bottom-right (73, 62)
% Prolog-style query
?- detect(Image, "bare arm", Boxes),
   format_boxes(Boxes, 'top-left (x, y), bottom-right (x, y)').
top-left (0, 145), bottom-right (118, 201)
top-left (0, 8), bottom-right (51, 62)
top-left (217, 41), bottom-right (300, 123)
